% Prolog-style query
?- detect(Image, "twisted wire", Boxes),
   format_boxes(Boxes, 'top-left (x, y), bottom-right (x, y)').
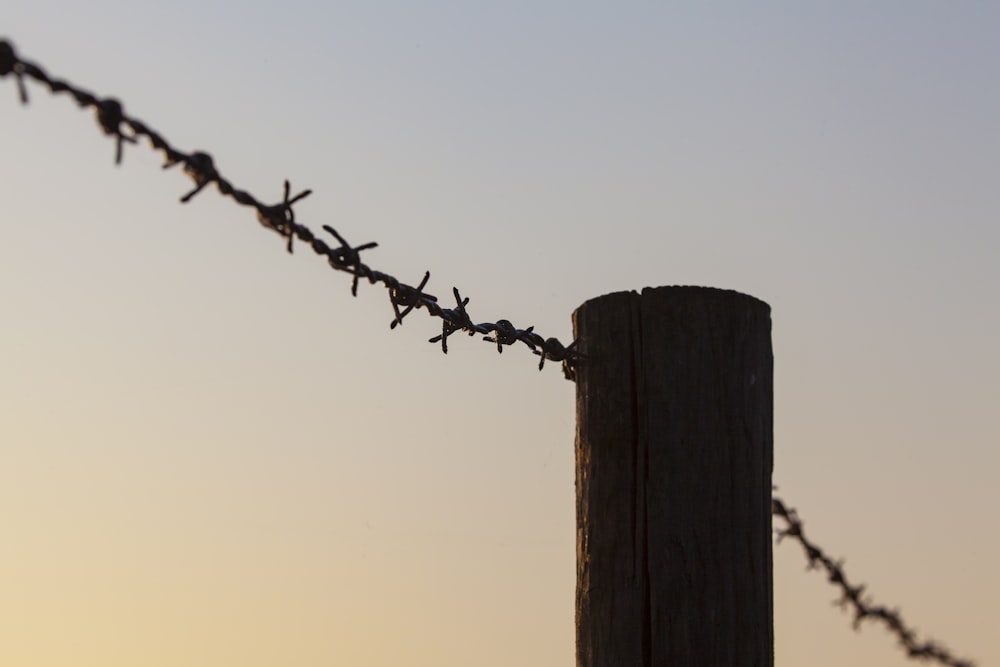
top-left (773, 496), bottom-right (976, 667)
top-left (0, 39), bottom-right (579, 380)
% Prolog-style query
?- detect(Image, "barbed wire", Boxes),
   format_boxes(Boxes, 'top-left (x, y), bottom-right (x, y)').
top-left (2, 37), bottom-right (980, 666)
top-left (772, 495), bottom-right (976, 667)
top-left (0, 38), bottom-right (580, 380)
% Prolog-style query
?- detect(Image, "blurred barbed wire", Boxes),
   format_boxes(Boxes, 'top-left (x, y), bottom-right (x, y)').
top-left (773, 495), bottom-right (976, 667)
top-left (1, 37), bottom-right (978, 667)
top-left (0, 38), bottom-right (579, 379)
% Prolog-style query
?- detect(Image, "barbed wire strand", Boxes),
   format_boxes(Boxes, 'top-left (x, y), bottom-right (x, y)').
top-left (1, 39), bottom-right (979, 666)
top-left (772, 495), bottom-right (976, 667)
top-left (0, 38), bottom-right (580, 380)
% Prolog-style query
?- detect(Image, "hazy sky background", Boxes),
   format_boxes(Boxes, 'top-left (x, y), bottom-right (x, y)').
top-left (2, 2), bottom-right (998, 666)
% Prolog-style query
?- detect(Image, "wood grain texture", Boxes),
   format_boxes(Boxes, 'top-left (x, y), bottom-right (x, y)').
top-left (574, 286), bottom-right (773, 667)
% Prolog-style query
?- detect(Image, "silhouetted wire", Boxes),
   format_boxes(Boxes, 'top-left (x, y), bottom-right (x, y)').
top-left (0, 38), bottom-right (579, 380)
top-left (773, 495), bottom-right (976, 667)
top-left (1, 39), bottom-right (979, 666)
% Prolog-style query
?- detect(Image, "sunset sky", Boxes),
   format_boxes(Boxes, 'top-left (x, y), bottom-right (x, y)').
top-left (2, 2), bottom-right (998, 666)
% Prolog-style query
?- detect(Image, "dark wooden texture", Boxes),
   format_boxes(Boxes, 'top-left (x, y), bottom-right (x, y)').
top-left (574, 286), bottom-right (773, 667)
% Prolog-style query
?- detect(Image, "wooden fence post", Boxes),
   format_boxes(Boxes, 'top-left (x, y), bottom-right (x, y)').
top-left (573, 286), bottom-right (773, 667)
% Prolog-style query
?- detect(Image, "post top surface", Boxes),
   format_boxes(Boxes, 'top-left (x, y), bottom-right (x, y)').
top-left (575, 285), bottom-right (771, 317)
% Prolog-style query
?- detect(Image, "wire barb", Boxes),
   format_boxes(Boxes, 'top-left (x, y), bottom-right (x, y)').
top-left (535, 337), bottom-right (579, 380)
top-left (255, 180), bottom-right (313, 253)
top-left (0, 40), bottom-right (28, 104)
top-left (483, 319), bottom-right (524, 354)
top-left (94, 97), bottom-right (137, 164)
top-left (388, 271), bottom-right (436, 329)
top-left (429, 288), bottom-right (473, 354)
top-left (321, 225), bottom-right (378, 297)
top-left (179, 151), bottom-right (218, 203)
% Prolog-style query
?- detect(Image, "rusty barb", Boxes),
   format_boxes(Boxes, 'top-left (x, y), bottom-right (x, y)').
top-left (0, 39), bottom-right (579, 380)
top-left (773, 495), bottom-right (976, 667)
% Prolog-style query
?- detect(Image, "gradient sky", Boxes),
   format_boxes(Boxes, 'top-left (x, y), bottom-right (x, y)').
top-left (2, 3), bottom-right (998, 666)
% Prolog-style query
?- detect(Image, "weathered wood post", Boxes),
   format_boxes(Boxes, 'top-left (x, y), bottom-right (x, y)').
top-left (573, 286), bottom-right (773, 667)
